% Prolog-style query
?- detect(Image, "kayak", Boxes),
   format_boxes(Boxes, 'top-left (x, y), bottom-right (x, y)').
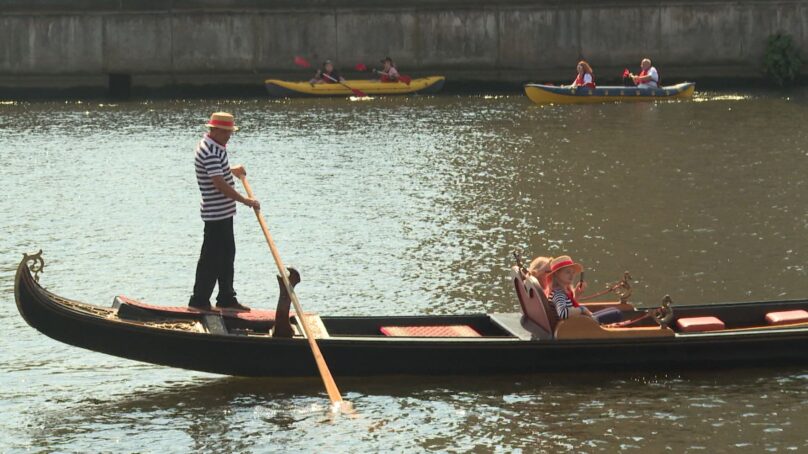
top-left (265, 76), bottom-right (445, 97)
top-left (524, 82), bottom-right (696, 105)
top-left (15, 251), bottom-right (808, 377)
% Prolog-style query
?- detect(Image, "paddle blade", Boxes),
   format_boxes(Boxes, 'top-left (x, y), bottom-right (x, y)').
top-left (294, 56), bottom-right (311, 68)
top-left (354, 63), bottom-right (368, 72)
top-left (350, 88), bottom-right (367, 97)
top-left (622, 68), bottom-right (630, 78)
top-left (399, 75), bottom-right (412, 85)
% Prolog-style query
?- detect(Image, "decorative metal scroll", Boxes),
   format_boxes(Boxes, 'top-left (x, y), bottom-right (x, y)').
top-left (579, 271), bottom-right (633, 302)
top-left (612, 271), bottom-right (633, 303)
top-left (23, 250), bottom-right (45, 282)
top-left (512, 249), bottom-right (528, 274)
top-left (652, 295), bottom-right (675, 327)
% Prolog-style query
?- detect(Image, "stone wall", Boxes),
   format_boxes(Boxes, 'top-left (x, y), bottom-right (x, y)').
top-left (1, 0), bottom-right (806, 92)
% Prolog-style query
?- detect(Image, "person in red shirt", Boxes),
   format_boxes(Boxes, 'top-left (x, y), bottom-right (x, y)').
top-left (571, 61), bottom-right (596, 88)
top-left (375, 56), bottom-right (400, 82)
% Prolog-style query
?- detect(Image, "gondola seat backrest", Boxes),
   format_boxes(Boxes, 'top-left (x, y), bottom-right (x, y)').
top-left (524, 275), bottom-right (560, 333)
top-left (511, 266), bottom-right (554, 335)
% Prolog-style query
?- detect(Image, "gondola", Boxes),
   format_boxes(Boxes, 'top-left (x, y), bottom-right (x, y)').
top-left (265, 76), bottom-right (445, 97)
top-left (524, 82), bottom-right (695, 105)
top-left (14, 251), bottom-right (808, 377)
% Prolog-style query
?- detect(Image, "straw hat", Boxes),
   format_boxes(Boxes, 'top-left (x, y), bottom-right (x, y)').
top-left (548, 255), bottom-right (583, 275)
top-left (205, 112), bottom-right (239, 131)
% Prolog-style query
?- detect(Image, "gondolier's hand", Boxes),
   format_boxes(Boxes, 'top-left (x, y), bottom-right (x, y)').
top-left (243, 197), bottom-right (260, 210)
top-left (231, 164), bottom-right (247, 179)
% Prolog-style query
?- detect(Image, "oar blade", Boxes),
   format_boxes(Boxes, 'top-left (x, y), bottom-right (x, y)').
top-left (351, 88), bottom-right (367, 97)
top-left (294, 55), bottom-right (312, 68)
top-left (354, 63), bottom-right (368, 72)
top-left (399, 75), bottom-right (412, 85)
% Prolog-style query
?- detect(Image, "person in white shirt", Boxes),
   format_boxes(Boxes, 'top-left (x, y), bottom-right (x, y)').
top-left (630, 58), bottom-right (659, 89)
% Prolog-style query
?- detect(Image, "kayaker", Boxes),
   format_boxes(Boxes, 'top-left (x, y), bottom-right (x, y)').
top-left (189, 112), bottom-right (260, 311)
top-left (630, 58), bottom-right (660, 88)
top-left (571, 61), bottom-right (596, 88)
top-left (312, 60), bottom-right (345, 84)
top-left (375, 56), bottom-right (400, 82)
top-left (527, 256), bottom-right (553, 294)
top-left (547, 255), bottom-right (622, 324)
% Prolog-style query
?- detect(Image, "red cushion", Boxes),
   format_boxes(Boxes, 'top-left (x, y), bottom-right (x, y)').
top-left (117, 295), bottom-right (278, 322)
top-left (676, 316), bottom-right (725, 332)
top-left (380, 325), bottom-right (482, 337)
top-left (765, 310), bottom-right (808, 326)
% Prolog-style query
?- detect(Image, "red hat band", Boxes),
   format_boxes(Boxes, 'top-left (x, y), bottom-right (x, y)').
top-left (550, 259), bottom-right (574, 273)
top-left (208, 119), bottom-right (234, 128)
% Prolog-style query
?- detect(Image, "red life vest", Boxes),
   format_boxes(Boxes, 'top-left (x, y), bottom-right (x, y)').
top-left (636, 68), bottom-right (658, 87)
top-left (574, 73), bottom-right (596, 88)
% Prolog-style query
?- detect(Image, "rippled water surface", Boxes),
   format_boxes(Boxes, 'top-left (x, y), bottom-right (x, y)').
top-left (2, 91), bottom-right (808, 452)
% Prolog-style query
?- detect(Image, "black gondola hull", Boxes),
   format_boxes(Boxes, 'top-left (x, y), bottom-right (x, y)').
top-left (14, 255), bottom-right (808, 377)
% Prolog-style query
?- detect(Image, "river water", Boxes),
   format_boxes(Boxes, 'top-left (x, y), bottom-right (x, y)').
top-left (1, 91), bottom-right (807, 452)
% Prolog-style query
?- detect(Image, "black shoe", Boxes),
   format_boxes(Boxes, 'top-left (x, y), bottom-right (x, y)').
top-left (216, 298), bottom-right (250, 311)
top-left (188, 297), bottom-right (212, 311)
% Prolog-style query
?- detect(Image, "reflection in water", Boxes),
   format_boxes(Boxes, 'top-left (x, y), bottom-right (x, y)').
top-left (17, 369), bottom-right (808, 452)
top-left (1, 92), bottom-right (808, 450)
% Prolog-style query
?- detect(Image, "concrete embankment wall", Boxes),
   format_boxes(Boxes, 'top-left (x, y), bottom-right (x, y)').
top-left (1, 0), bottom-right (807, 95)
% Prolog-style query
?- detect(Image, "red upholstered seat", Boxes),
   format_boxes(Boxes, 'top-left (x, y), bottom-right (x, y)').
top-left (117, 295), bottom-right (278, 322)
top-left (380, 325), bottom-right (482, 337)
top-left (765, 309), bottom-right (808, 326)
top-left (676, 316), bottom-right (725, 332)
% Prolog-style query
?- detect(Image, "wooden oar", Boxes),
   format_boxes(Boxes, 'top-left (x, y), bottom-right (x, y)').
top-left (239, 175), bottom-right (346, 408)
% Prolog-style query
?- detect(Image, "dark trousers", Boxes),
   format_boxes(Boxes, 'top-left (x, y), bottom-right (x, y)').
top-left (190, 217), bottom-right (236, 306)
top-left (593, 307), bottom-right (622, 324)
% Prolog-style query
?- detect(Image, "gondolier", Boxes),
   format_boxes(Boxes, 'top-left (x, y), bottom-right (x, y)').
top-left (188, 112), bottom-right (260, 311)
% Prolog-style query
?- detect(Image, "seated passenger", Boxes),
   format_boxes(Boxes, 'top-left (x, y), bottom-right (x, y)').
top-left (527, 256), bottom-right (553, 294)
top-left (375, 56), bottom-right (400, 82)
top-left (547, 255), bottom-right (622, 324)
top-left (311, 60), bottom-right (345, 84)
top-left (629, 58), bottom-right (659, 88)
top-left (571, 61), bottom-right (596, 89)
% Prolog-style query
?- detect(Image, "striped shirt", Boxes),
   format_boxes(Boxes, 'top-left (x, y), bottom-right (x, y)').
top-left (551, 288), bottom-right (577, 320)
top-left (194, 135), bottom-right (237, 221)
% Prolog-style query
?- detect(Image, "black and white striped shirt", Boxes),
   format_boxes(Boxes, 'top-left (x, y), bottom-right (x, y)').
top-left (194, 135), bottom-right (237, 221)
top-left (551, 288), bottom-right (575, 320)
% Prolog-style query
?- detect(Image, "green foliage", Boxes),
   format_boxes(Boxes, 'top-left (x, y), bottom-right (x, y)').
top-left (763, 33), bottom-right (802, 87)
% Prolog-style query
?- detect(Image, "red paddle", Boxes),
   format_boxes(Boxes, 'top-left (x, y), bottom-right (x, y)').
top-left (321, 73), bottom-right (367, 97)
top-left (294, 55), bottom-right (312, 68)
top-left (295, 56), bottom-right (367, 97)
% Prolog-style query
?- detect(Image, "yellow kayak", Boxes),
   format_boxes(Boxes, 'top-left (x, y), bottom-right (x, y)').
top-left (265, 76), bottom-right (445, 97)
top-left (524, 82), bottom-right (695, 105)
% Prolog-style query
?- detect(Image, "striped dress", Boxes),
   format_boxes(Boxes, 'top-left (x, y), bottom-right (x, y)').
top-left (194, 135), bottom-right (237, 221)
